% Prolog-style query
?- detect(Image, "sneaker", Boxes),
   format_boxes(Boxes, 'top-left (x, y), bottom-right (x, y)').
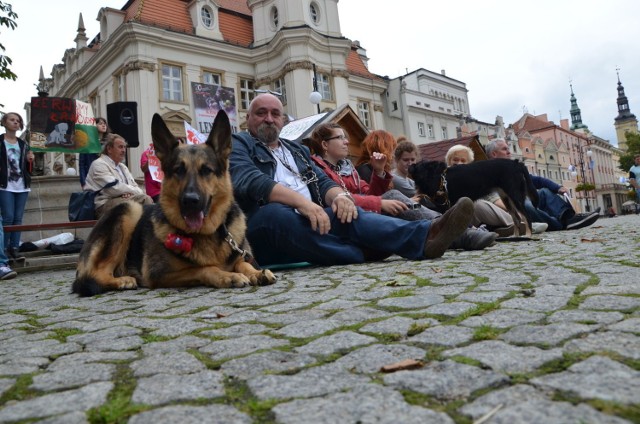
top-left (565, 211), bottom-right (599, 230)
top-left (0, 265), bottom-right (17, 280)
top-left (424, 197), bottom-right (474, 259)
top-left (449, 228), bottom-right (498, 250)
top-left (531, 222), bottom-right (548, 234)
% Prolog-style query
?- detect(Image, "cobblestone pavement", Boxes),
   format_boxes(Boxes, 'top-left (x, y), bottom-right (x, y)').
top-left (1, 215), bottom-right (639, 423)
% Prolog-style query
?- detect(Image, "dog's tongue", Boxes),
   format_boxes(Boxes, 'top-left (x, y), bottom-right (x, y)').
top-left (184, 212), bottom-right (204, 230)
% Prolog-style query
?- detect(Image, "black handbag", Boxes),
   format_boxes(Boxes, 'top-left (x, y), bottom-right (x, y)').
top-left (68, 180), bottom-right (118, 221)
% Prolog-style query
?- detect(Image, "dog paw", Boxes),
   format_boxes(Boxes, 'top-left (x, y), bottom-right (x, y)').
top-left (115, 277), bottom-right (138, 290)
top-left (258, 269), bottom-right (277, 286)
top-left (229, 274), bottom-right (251, 288)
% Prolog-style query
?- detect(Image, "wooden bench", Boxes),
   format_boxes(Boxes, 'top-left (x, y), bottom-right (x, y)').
top-left (3, 221), bottom-right (96, 273)
top-left (3, 220), bottom-right (97, 233)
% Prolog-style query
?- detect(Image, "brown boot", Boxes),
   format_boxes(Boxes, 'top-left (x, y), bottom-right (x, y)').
top-left (423, 197), bottom-right (474, 259)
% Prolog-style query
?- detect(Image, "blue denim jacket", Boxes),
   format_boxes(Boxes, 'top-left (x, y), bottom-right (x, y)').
top-left (230, 131), bottom-right (338, 220)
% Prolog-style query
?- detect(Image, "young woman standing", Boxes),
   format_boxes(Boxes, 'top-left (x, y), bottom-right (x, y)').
top-left (0, 112), bottom-right (34, 263)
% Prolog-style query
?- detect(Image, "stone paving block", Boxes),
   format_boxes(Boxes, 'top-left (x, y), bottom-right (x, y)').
top-left (0, 356), bottom-right (50, 375)
top-left (260, 309), bottom-right (328, 326)
top-left (444, 340), bottom-right (563, 373)
top-left (247, 363), bottom-right (370, 400)
top-left (459, 384), bottom-right (546, 418)
top-left (499, 323), bottom-right (596, 346)
top-left (34, 411), bottom-right (89, 424)
top-left (140, 335), bottom-right (210, 355)
top-left (131, 371), bottom-right (225, 405)
top-left (31, 363), bottom-right (116, 391)
top-left (272, 383), bottom-right (454, 424)
top-left (579, 294), bottom-right (640, 311)
top-left (547, 310), bottom-right (625, 325)
top-left (460, 309), bottom-right (545, 328)
top-left (383, 359), bottom-right (508, 401)
top-left (148, 318), bottom-right (212, 337)
top-left (457, 290), bottom-right (510, 303)
top-left (295, 331), bottom-right (377, 356)
top-left (608, 317), bottom-right (640, 333)
top-left (66, 325), bottom-right (141, 344)
top-left (48, 352), bottom-right (137, 370)
top-left (274, 319), bottom-right (341, 338)
top-left (1, 338), bottom-right (82, 358)
top-left (408, 325), bottom-right (474, 347)
top-left (0, 381), bottom-right (112, 422)
top-left (328, 307), bottom-right (392, 325)
top-left (84, 335), bottom-right (144, 352)
top-left (221, 350), bottom-right (318, 379)
top-left (199, 323), bottom-right (270, 338)
top-left (425, 301), bottom-right (477, 317)
top-left (471, 398), bottom-right (631, 424)
top-left (531, 355), bottom-right (640, 405)
top-left (359, 316), bottom-right (436, 335)
top-left (500, 295), bottom-right (571, 312)
top-left (199, 335), bottom-right (289, 360)
top-left (377, 294), bottom-right (445, 309)
top-left (0, 377), bottom-right (16, 397)
top-left (128, 405), bottom-right (251, 424)
top-left (131, 352), bottom-right (206, 377)
top-left (333, 344), bottom-right (427, 373)
top-left (563, 331), bottom-right (640, 360)
top-left (216, 310), bottom-right (275, 324)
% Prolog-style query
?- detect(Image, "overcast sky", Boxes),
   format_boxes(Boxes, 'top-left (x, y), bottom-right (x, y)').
top-left (2, 0), bottom-right (639, 146)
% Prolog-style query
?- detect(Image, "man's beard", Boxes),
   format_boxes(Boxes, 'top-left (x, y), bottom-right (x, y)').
top-left (255, 123), bottom-right (280, 145)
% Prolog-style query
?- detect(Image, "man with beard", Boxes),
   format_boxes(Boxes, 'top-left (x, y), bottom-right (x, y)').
top-left (229, 93), bottom-right (474, 266)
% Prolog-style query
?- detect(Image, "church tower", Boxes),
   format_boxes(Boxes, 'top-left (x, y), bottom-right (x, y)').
top-left (569, 83), bottom-right (589, 133)
top-left (247, 0), bottom-right (352, 116)
top-left (614, 70), bottom-right (638, 151)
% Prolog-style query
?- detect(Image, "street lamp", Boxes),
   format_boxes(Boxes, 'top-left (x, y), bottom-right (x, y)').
top-left (577, 142), bottom-right (593, 212)
top-left (309, 64), bottom-right (321, 114)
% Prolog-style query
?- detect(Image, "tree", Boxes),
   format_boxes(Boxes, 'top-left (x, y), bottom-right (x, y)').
top-left (0, 1), bottom-right (18, 83)
top-left (618, 131), bottom-right (640, 172)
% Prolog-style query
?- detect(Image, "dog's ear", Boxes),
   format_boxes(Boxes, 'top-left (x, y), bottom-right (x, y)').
top-left (151, 113), bottom-right (179, 162)
top-left (206, 110), bottom-right (232, 159)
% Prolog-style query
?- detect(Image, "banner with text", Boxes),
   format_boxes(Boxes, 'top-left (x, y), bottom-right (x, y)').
top-left (29, 97), bottom-right (101, 153)
top-left (191, 82), bottom-right (238, 134)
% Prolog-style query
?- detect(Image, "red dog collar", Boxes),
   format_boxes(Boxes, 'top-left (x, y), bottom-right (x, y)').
top-left (164, 233), bottom-right (193, 253)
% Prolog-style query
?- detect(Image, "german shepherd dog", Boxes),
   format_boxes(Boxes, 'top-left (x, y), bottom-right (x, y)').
top-left (409, 159), bottom-right (539, 235)
top-left (72, 111), bottom-right (277, 297)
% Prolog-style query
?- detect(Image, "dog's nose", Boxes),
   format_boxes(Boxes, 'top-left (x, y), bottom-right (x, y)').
top-left (181, 192), bottom-right (200, 208)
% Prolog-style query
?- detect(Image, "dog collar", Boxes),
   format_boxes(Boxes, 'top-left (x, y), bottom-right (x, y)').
top-left (164, 233), bottom-right (193, 253)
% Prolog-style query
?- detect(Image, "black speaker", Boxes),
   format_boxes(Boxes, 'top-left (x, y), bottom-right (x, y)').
top-left (107, 102), bottom-right (139, 147)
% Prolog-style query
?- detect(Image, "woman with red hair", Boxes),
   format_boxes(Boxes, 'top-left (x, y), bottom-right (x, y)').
top-left (355, 130), bottom-right (397, 183)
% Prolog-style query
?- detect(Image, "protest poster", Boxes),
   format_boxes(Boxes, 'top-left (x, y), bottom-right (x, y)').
top-left (145, 145), bottom-right (164, 183)
top-left (191, 82), bottom-right (238, 134)
top-left (279, 112), bottom-right (327, 141)
top-left (29, 97), bottom-right (101, 153)
top-left (184, 121), bottom-right (207, 145)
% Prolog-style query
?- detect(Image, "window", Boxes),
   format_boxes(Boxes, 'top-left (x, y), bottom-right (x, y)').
top-left (117, 73), bottom-right (126, 101)
top-left (273, 78), bottom-right (287, 105)
top-left (427, 124), bottom-right (434, 138)
top-left (201, 6), bottom-right (213, 28)
top-left (203, 71), bottom-right (221, 86)
top-left (162, 64), bottom-right (184, 102)
top-left (358, 101), bottom-right (371, 128)
top-left (441, 126), bottom-right (448, 139)
top-left (417, 122), bottom-right (425, 137)
top-left (317, 73), bottom-right (332, 101)
top-left (239, 78), bottom-right (255, 110)
top-left (309, 2), bottom-right (320, 24)
top-left (270, 6), bottom-right (279, 28)
top-left (392, 101), bottom-right (398, 111)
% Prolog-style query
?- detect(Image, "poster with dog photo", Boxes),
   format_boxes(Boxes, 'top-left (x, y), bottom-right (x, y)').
top-left (29, 97), bottom-right (101, 153)
top-left (191, 82), bottom-right (238, 134)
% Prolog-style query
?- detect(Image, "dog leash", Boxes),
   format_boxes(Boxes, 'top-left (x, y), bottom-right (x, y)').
top-left (220, 224), bottom-right (261, 269)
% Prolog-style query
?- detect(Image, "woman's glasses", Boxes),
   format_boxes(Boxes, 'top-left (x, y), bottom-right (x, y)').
top-left (325, 134), bottom-right (348, 142)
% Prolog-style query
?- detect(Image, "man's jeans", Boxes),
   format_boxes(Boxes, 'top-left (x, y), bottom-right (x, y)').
top-left (525, 188), bottom-right (574, 231)
top-left (246, 203), bottom-right (431, 266)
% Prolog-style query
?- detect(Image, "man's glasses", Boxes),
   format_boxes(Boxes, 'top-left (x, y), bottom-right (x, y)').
top-left (325, 134), bottom-right (348, 142)
top-left (254, 89), bottom-right (282, 97)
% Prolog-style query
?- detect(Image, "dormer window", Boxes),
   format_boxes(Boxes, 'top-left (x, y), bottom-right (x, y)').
top-left (270, 6), bottom-right (279, 29)
top-left (309, 2), bottom-right (320, 25)
top-left (201, 5), bottom-right (213, 28)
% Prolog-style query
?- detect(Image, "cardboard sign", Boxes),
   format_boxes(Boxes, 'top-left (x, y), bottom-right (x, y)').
top-left (29, 97), bottom-right (101, 153)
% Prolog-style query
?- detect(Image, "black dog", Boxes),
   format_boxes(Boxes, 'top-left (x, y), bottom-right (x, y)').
top-left (409, 159), bottom-right (539, 235)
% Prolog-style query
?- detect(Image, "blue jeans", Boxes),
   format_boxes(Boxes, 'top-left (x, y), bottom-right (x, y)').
top-left (0, 190), bottom-right (29, 249)
top-left (525, 188), bottom-right (574, 231)
top-left (0, 213), bottom-right (8, 266)
top-left (246, 203), bottom-right (431, 266)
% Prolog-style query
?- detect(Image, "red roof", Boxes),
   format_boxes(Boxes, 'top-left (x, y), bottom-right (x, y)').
top-left (417, 135), bottom-right (487, 162)
top-left (346, 47), bottom-right (378, 80)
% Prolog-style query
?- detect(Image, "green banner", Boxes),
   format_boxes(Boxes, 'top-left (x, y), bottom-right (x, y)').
top-left (29, 97), bottom-right (101, 153)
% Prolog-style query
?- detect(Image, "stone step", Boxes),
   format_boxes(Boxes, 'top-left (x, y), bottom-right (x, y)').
top-left (12, 252), bottom-right (79, 273)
